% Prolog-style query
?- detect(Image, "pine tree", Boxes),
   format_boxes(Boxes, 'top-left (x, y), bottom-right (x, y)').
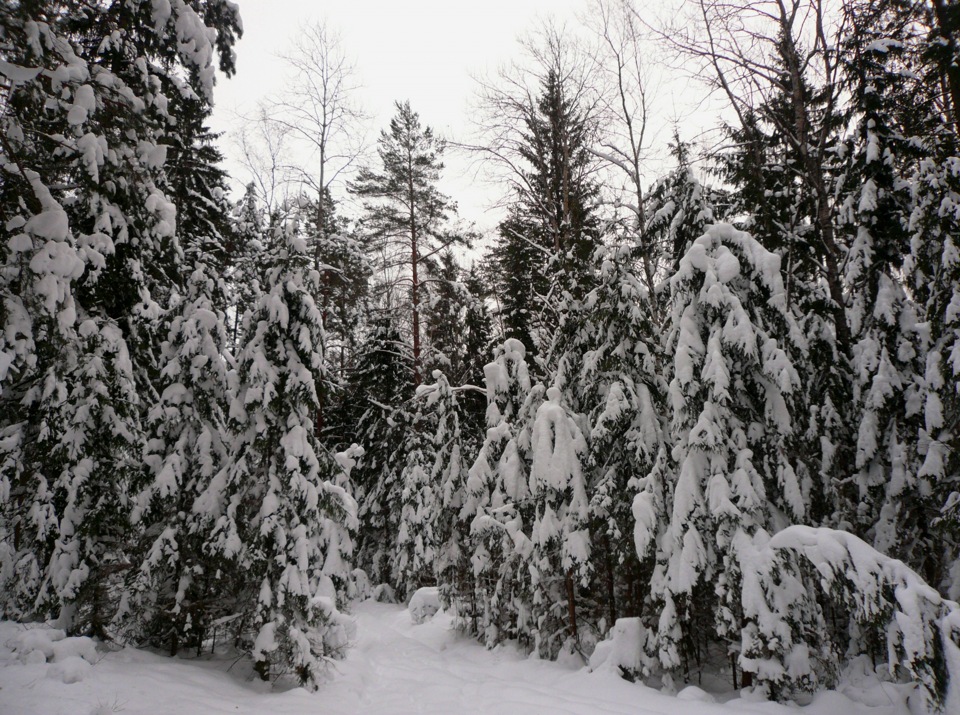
top-left (351, 101), bottom-right (464, 386)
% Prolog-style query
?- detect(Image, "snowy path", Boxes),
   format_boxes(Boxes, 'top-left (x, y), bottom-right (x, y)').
top-left (0, 601), bottom-right (911, 715)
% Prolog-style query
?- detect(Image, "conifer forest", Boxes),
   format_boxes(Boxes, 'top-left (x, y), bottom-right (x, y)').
top-left (3, 0), bottom-right (960, 712)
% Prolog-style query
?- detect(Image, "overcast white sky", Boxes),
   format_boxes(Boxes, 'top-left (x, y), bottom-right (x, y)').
top-left (208, 0), bottom-right (609, 226)
top-left (209, 0), bottom-right (707, 232)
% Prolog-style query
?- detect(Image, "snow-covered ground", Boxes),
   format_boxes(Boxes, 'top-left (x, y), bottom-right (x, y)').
top-left (0, 600), bottom-right (916, 715)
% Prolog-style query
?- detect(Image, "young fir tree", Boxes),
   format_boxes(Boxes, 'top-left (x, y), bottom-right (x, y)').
top-left (645, 138), bottom-right (720, 276)
top-left (709, 21), bottom-right (851, 531)
top-left (303, 190), bottom-right (369, 383)
top-left (210, 217), bottom-right (357, 688)
top-left (125, 264), bottom-right (233, 653)
top-left (421, 250), bottom-right (472, 380)
top-left (393, 418), bottom-right (436, 597)
top-left (908, 154), bottom-right (960, 597)
top-left (457, 268), bottom-right (496, 439)
top-left (737, 523), bottom-right (960, 709)
top-left (226, 183), bottom-right (267, 349)
top-left (548, 243), bottom-right (667, 635)
top-left (463, 339), bottom-right (541, 646)
top-left (120, 86), bottom-right (238, 653)
top-left (526, 385), bottom-right (590, 658)
top-left (423, 371), bottom-right (473, 615)
top-left (343, 318), bottom-right (415, 587)
top-left (23, 321), bottom-right (141, 637)
top-left (393, 370), bottom-right (470, 599)
top-left (644, 224), bottom-right (804, 685)
top-left (489, 213), bottom-right (553, 360)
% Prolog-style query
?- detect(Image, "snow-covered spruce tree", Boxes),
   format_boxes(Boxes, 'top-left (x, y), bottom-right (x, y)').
top-left (422, 372), bottom-right (473, 616)
top-left (342, 317), bottom-right (414, 588)
top-left (0, 0), bottom-right (239, 632)
top-left (302, 191), bottom-right (369, 384)
top-left (393, 416), bottom-right (436, 596)
top-left (485, 60), bottom-right (602, 360)
top-left (908, 153), bottom-right (960, 598)
top-left (421, 250), bottom-right (475, 381)
top-left (546, 243), bottom-right (667, 639)
top-left (526, 386), bottom-right (589, 659)
top-left (644, 224), bottom-right (804, 685)
top-left (836, 5), bottom-right (929, 572)
top-left (15, 321), bottom-right (140, 636)
top-left (895, 0), bottom-right (960, 590)
top-left (737, 525), bottom-right (960, 711)
top-left (394, 370), bottom-right (471, 599)
top-left (124, 261), bottom-right (233, 654)
top-left (120, 84), bottom-right (239, 654)
top-left (463, 339), bottom-right (541, 646)
top-left (457, 267), bottom-right (496, 438)
top-left (210, 218), bottom-right (357, 688)
top-left (0, 176), bottom-right (85, 620)
top-left (644, 138), bottom-right (721, 276)
top-left (226, 183), bottom-right (267, 349)
top-left (160, 91), bottom-right (237, 319)
top-left (705, 6), bottom-right (853, 532)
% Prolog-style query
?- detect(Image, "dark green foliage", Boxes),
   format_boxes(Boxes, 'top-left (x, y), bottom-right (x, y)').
top-left (340, 318), bottom-right (415, 585)
top-left (488, 68), bottom-right (602, 359)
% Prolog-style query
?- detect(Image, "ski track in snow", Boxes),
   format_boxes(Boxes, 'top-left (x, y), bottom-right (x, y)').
top-left (0, 601), bottom-right (911, 715)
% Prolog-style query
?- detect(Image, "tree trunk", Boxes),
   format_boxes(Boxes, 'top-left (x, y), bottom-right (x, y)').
top-left (565, 569), bottom-right (578, 642)
top-left (932, 0), bottom-right (960, 135)
top-left (254, 658), bottom-right (270, 682)
top-left (603, 533), bottom-right (617, 629)
top-left (314, 189), bottom-right (327, 438)
top-left (409, 164), bottom-right (421, 387)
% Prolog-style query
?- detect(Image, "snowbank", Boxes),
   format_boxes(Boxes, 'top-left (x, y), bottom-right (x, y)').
top-left (0, 604), bottom-right (918, 715)
top-left (588, 618), bottom-right (653, 678)
top-left (408, 587), bottom-right (441, 624)
top-left (4, 625), bottom-right (99, 684)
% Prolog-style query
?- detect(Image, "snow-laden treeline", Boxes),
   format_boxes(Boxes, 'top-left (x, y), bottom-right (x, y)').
top-left (2, 0), bottom-right (960, 711)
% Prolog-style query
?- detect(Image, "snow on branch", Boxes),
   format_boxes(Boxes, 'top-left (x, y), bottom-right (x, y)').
top-left (739, 526), bottom-right (960, 712)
